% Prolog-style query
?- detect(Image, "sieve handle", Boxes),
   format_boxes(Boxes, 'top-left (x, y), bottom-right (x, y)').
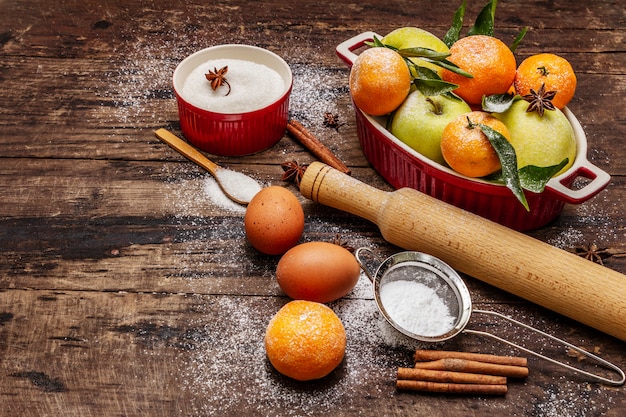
top-left (355, 247), bottom-right (382, 284)
top-left (466, 310), bottom-right (625, 386)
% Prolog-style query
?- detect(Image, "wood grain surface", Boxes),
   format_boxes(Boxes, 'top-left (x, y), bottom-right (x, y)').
top-left (1, 0), bottom-right (625, 416)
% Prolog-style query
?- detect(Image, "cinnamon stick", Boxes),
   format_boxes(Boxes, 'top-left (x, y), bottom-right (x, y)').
top-left (414, 349), bottom-right (528, 367)
top-left (414, 358), bottom-right (529, 379)
top-left (286, 119), bottom-right (351, 175)
top-left (397, 367), bottom-right (507, 385)
top-left (396, 379), bottom-right (508, 396)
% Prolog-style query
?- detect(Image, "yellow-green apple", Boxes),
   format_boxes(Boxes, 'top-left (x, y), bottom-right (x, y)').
top-left (390, 89), bottom-right (472, 165)
top-left (494, 100), bottom-right (576, 175)
top-left (382, 27), bottom-right (449, 76)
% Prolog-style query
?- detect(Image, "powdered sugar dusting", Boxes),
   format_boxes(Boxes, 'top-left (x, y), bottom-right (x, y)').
top-left (180, 294), bottom-right (415, 416)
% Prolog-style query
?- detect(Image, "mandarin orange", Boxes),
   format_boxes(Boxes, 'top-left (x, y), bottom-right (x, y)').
top-left (514, 53), bottom-right (576, 109)
top-left (349, 47), bottom-right (412, 116)
top-left (442, 35), bottom-right (517, 105)
top-left (265, 300), bottom-right (346, 381)
top-left (440, 111), bottom-right (509, 178)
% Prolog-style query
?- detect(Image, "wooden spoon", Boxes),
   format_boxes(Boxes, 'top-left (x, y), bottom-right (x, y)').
top-left (154, 128), bottom-right (261, 205)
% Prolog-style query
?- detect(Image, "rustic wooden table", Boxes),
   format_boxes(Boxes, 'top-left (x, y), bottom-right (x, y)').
top-left (1, 0), bottom-right (625, 416)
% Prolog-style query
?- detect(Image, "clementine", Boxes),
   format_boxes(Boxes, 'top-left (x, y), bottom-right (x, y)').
top-left (265, 300), bottom-right (346, 381)
top-left (514, 53), bottom-right (576, 109)
top-left (440, 111), bottom-right (509, 178)
top-left (442, 35), bottom-right (517, 105)
top-left (349, 47), bottom-right (412, 116)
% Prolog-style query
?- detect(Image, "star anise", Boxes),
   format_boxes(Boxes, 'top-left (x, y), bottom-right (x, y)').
top-left (280, 160), bottom-right (308, 187)
top-left (571, 243), bottom-right (626, 265)
top-left (205, 66), bottom-right (231, 96)
top-left (331, 233), bottom-right (355, 253)
top-left (323, 112), bottom-right (345, 132)
top-left (573, 243), bottom-right (610, 265)
top-left (523, 83), bottom-right (557, 116)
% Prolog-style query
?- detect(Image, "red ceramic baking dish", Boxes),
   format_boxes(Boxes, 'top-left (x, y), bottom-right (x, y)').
top-left (336, 32), bottom-right (610, 231)
top-left (173, 44), bottom-right (292, 156)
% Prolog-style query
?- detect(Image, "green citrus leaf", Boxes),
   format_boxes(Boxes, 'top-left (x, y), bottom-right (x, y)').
top-left (409, 63), bottom-right (464, 98)
top-left (401, 50), bottom-right (472, 79)
top-left (365, 36), bottom-right (386, 48)
top-left (398, 47), bottom-right (451, 61)
top-left (518, 159), bottom-right (569, 193)
top-left (432, 59), bottom-right (473, 78)
top-left (510, 26), bottom-right (528, 52)
top-left (482, 93), bottom-right (519, 113)
top-left (478, 123), bottom-right (529, 211)
top-left (443, 0), bottom-right (467, 47)
top-left (412, 65), bottom-right (440, 80)
top-left (413, 78), bottom-right (459, 96)
top-left (468, 0), bottom-right (497, 37)
top-left (369, 39), bottom-right (472, 79)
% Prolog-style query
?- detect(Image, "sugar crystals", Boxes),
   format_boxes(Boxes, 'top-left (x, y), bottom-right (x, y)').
top-left (182, 58), bottom-right (285, 113)
top-left (214, 167), bottom-right (262, 203)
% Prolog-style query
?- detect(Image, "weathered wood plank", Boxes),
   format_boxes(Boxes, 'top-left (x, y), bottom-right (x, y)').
top-left (1, 289), bottom-right (624, 417)
top-left (1, 0), bottom-right (624, 61)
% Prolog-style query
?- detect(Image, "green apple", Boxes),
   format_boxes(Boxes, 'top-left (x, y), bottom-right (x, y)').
top-left (381, 27), bottom-right (449, 76)
top-left (390, 89), bottom-right (472, 165)
top-left (494, 100), bottom-right (576, 175)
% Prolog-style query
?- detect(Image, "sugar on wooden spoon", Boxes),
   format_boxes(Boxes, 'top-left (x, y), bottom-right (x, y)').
top-left (154, 128), bottom-right (262, 205)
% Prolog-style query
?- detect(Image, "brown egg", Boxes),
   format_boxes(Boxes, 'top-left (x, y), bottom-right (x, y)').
top-left (244, 186), bottom-right (304, 255)
top-left (276, 241), bottom-right (361, 303)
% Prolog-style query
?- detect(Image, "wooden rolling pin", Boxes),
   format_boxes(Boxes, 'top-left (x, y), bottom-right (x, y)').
top-left (300, 162), bottom-right (626, 342)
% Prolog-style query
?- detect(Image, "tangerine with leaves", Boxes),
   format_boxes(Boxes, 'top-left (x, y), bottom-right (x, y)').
top-left (442, 35), bottom-right (517, 105)
top-left (349, 47), bottom-right (412, 116)
top-left (514, 53), bottom-right (576, 109)
top-left (265, 300), bottom-right (346, 381)
top-left (441, 111), bottom-right (510, 178)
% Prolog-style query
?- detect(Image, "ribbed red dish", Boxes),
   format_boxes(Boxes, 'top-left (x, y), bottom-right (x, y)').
top-left (337, 32), bottom-right (610, 231)
top-left (173, 45), bottom-right (292, 156)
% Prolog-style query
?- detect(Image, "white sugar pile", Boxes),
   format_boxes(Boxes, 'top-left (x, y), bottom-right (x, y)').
top-left (182, 58), bottom-right (285, 113)
top-left (379, 280), bottom-right (456, 337)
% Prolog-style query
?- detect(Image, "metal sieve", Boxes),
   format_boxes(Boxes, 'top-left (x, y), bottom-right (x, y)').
top-left (355, 247), bottom-right (625, 386)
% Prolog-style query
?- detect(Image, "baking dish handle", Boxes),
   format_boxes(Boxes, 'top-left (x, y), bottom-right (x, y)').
top-left (547, 160), bottom-right (610, 204)
top-left (546, 108), bottom-right (611, 204)
top-left (336, 31), bottom-right (380, 67)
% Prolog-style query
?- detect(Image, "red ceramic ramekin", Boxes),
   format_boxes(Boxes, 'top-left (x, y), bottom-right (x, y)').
top-left (173, 45), bottom-right (292, 156)
top-left (336, 32), bottom-right (610, 231)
